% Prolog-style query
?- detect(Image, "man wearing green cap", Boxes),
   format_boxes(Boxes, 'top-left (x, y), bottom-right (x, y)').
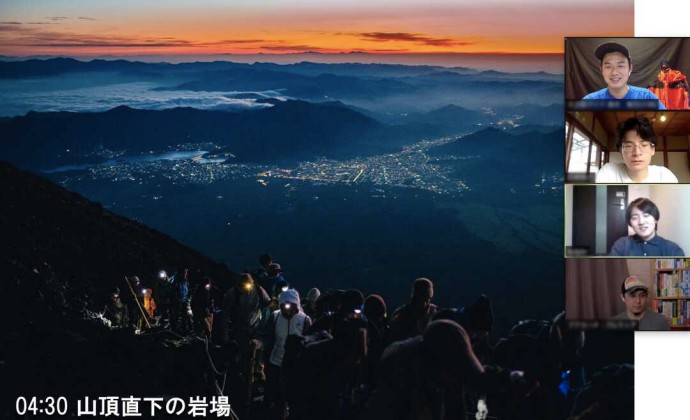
top-left (612, 276), bottom-right (670, 330)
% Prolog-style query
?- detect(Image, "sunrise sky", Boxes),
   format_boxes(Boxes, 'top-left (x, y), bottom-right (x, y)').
top-left (0, 0), bottom-right (633, 59)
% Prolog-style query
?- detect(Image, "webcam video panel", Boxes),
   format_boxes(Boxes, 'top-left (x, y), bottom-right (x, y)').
top-left (564, 184), bottom-right (690, 258)
top-left (566, 258), bottom-right (690, 331)
top-left (566, 37), bottom-right (690, 111)
top-left (565, 110), bottom-right (690, 184)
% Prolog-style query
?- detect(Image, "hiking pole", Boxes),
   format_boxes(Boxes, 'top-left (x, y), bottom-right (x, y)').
top-left (125, 276), bottom-right (152, 329)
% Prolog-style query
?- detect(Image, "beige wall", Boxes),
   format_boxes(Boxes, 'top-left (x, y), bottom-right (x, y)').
top-left (649, 186), bottom-right (690, 254)
top-left (626, 259), bottom-right (654, 289)
top-left (668, 152), bottom-right (690, 182)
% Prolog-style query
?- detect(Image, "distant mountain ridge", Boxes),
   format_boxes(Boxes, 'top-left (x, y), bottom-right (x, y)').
top-left (428, 126), bottom-right (564, 191)
top-left (0, 57), bottom-right (564, 116)
top-left (0, 100), bottom-right (389, 169)
top-left (0, 57), bottom-right (169, 78)
top-left (0, 57), bottom-right (542, 80)
top-left (430, 126), bottom-right (562, 158)
top-left (160, 67), bottom-right (415, 99)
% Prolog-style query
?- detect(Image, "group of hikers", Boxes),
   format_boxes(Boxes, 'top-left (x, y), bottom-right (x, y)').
top-left (99, 253), bottom-right (632, 420)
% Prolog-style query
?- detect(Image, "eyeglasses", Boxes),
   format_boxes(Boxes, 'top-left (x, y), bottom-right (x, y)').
top-left (621, 142), bottom-right (653, 152)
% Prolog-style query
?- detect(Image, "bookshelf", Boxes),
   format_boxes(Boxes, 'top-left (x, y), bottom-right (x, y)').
top-left (653, 259), bottom-right (690, 330)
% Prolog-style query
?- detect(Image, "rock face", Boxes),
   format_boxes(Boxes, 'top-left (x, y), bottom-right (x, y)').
top-left (0, 161), bottom-right (237, 412)
top-left (1, 161), bottom-right (235, 304)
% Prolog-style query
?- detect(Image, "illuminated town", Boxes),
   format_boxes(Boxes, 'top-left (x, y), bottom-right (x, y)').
top-left (53, 134), bottom-right (562, 199)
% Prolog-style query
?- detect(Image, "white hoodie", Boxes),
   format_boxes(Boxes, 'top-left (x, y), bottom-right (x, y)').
top-left (269, 289), bottom-right (312, 366)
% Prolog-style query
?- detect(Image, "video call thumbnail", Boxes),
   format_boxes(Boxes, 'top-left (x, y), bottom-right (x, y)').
top-left (566, 258), bottom-right (690, 331)
top-left (565, 185), bottom-right (689, 257)
top-left (565, 110), bottom-right (690, 183)
top-left (566, 37), bottom-right (690, 110)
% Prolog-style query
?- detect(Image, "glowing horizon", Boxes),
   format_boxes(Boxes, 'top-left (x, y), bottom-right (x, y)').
top-left (0, 0), bottom-right (634, 59)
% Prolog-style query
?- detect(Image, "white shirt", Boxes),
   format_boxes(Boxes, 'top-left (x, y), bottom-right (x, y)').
top-left (269, 310), bottom-right (309, 366)
top-left (595, 163), bottom-right (678, 183)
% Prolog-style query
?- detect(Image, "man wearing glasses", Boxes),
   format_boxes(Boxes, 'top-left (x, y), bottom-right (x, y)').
top-left (595, 116), bottom-right (678, 183)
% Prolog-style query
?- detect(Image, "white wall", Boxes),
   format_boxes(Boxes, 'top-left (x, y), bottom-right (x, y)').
top-left (649, 186), bottom-right (690, 255)
top-left (627, 185), bottom-right (650, 203)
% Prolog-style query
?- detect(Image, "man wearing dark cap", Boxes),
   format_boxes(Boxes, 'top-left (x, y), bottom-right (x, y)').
top-left (612, 276), bottom-right (670, 330)
top-left (583, 42), bottom-right (665, 109)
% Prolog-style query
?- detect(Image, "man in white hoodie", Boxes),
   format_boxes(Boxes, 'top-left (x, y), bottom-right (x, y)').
top-left (264, 288), bottom-right (312, 420)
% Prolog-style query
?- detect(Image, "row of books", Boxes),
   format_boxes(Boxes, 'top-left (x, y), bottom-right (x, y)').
top-left (655, 300), bottom-right (690, 326)
top-left (656, 259), bottom-right (690, 269)
top-left (656, 271), bottom-right (690, 297)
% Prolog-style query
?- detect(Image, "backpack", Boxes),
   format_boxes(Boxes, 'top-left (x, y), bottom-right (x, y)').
top-left (282, 330), bottom-right (333, 373)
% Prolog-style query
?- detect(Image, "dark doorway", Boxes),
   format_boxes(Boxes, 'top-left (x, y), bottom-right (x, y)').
top-left (606, 185), bottom-right (629, 252)
top-left (572, 186), bottom-right (596, 255)
top-left (570, 185), bottom-right (629, 256)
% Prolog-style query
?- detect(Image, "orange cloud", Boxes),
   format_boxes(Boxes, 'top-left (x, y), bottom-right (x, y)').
top-left (214, 39), bottom-right (266, 45)
top-left (0, 24), bottom-right (267, 51)
top-left (358, 32), bottom-right (475, 47)
top-left (259, 44), bottom-right (331, 52)
top-left (0, 2), bottom-right (633, 57)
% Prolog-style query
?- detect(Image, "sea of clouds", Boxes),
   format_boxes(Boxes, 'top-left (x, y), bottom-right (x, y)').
top-left (0, 80), bottom-right (283, 117)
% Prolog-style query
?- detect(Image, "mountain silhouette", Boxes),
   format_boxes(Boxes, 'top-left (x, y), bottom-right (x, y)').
top-left (0, 161), bottom-right (239, 404)
top-left (1, 161), bottom-right (235, 311)
top-left (161, 67), bottom-right (414, 99)
top-left (0, 100), bottom-right (388, 169)
top-left (428, 127), bottom-right (563, 191)
top-left (0, 57), bottom-right (169, 78)
top-left (430, 126), bottom-right (562, 160)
